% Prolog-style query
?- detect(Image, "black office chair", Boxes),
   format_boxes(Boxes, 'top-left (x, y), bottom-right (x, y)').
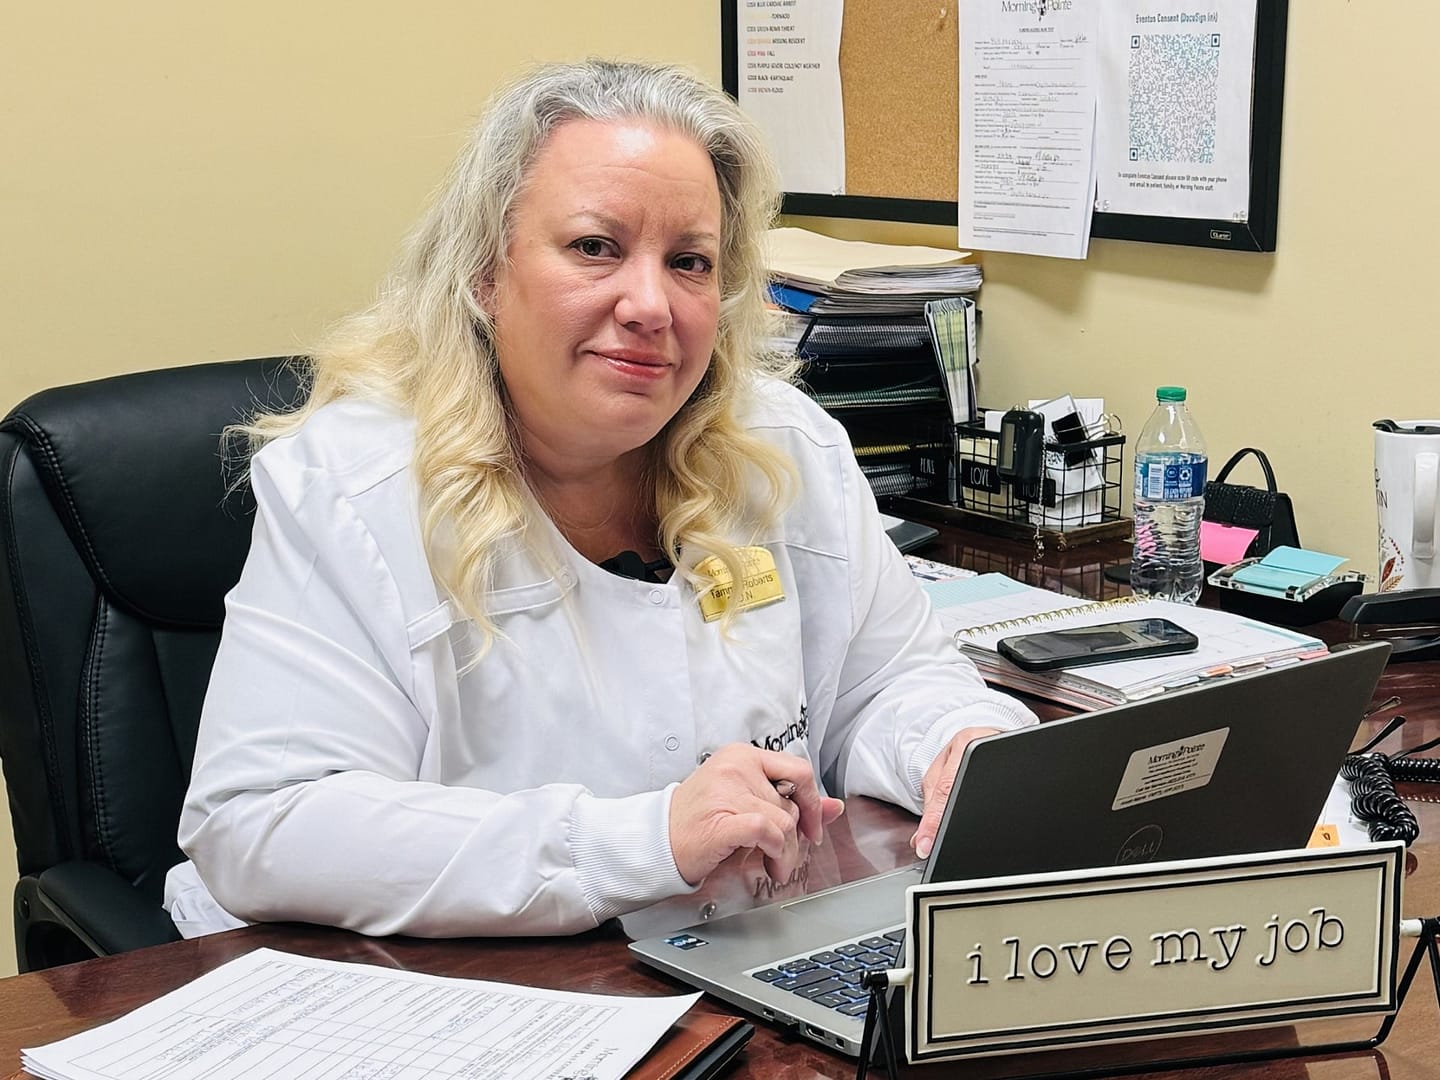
top-left (0, 357), bottom-right (304, 971)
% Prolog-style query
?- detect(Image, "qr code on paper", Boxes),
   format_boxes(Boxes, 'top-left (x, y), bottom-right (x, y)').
top-left (1127, 33), bottom-right (1219, 164)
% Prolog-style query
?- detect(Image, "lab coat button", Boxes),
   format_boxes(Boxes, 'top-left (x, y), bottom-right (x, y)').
top-left (664, 734), bottom-right (680, 752)
top-left (559, 569), bottom-right (574, 588)
top-left (648, 588), bottom-right (664, 605)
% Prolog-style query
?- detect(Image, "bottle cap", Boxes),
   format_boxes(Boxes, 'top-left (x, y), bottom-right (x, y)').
top-left (1156, 386), bottom-right (1187, 402)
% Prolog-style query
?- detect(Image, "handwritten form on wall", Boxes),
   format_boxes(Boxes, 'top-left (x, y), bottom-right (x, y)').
top-left (958, 0), bottom-right (1100, 259)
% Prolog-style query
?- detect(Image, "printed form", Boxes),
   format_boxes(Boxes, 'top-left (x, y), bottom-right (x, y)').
top-left (1095, 0), bottom-right (1258, 222)
top-left (22, 948), bottom-right (699, 1080)
top-left (737, 0), bottom-right (846, 196)
top-left (959, 0), bottom-right (1101, 259)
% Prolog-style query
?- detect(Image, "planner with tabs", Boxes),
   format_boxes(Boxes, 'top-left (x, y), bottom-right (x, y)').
top-left (926, 574), bottom-right (1326, 708)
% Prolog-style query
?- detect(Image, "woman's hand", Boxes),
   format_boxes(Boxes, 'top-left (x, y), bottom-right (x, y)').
top-left (669, 744), bottom-right (845, 886)
top-left (912, 727), bottom-right (1003, 859)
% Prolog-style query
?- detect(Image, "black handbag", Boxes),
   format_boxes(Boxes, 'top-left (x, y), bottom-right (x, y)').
top-left (1203, 447), bottom-right (1300, 560)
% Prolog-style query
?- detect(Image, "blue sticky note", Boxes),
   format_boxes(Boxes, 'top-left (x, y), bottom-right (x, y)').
top-left (1255, 546), bottom-right (1347, 576)
top-left (1229, 565), bottom-right (1313, 594)
top-left (1230, 546), bottom-right (1347, 596)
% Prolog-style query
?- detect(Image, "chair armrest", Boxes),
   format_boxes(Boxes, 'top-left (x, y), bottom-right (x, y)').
top-left (16, 862), bottom-right (181, 970)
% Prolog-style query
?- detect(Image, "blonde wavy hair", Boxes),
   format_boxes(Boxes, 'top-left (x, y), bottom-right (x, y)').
top-left (241, 59), bottom-right (797, 638)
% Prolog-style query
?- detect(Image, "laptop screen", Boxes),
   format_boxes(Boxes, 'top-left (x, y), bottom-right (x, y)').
top-left (925, 643), bottom-right (1389, 884)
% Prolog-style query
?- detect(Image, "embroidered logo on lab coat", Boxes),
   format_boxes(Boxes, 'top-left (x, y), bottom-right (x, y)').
top-left (693, 546), bottom-right (785, 622)
top-left (751, 703), bottom-right (809, 753)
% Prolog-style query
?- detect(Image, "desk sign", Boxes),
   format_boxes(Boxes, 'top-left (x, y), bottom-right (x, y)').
top-left (901, 843), bottom-right (1404, 1064)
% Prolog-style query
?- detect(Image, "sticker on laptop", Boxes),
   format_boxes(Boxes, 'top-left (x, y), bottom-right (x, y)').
top-left (1112, 728), bottom-right (1230, 810)
top-left (664, 933), bottom-right (709, 950)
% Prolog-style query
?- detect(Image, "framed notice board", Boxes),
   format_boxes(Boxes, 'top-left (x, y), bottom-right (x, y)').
top-left (722, 1), bottom-right (1289, 252)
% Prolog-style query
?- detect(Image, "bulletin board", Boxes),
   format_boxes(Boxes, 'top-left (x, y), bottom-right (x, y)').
top-left (721, 1), bottom-right (1289, 252)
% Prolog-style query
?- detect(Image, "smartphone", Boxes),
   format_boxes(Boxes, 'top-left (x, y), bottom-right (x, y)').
top-left (996, 618), bottom-right (1199, 672)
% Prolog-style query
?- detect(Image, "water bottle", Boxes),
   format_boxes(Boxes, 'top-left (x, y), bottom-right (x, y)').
top-left (1132, 387), bottom-right (1208, 604)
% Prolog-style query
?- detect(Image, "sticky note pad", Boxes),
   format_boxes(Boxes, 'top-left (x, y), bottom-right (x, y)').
top-left (1200, 521), bottom-right (1259, 565)
top-left (1230, 547), bottom-right (1348, 596)
top-left (1255, 546), bottom-right (1348, 576)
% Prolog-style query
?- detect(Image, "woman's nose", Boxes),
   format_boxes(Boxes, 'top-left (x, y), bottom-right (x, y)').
top-left (614, 260), bottom-right (674, 332)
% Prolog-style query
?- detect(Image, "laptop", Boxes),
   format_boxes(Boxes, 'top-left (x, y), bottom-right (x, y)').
top-left (629, 642), bottom-right (1390, 1056)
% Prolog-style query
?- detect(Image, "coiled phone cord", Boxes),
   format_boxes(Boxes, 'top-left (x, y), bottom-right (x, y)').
top-left (1340, 714), bottom-right (1440, 844)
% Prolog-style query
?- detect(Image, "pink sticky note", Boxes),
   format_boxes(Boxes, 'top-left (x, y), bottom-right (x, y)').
top-left (1200, 520), bottom-right (1260, 565)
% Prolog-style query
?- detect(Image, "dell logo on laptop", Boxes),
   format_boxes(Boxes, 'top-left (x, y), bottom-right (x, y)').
top-left (1116, 825), bottom-right (1164, 864)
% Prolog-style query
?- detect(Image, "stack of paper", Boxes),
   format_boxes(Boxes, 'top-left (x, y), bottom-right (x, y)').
top-left (833, 263), bottom-right (982, 295)
top-left (766, 227), bottom-right (981, 316)
top-left (22, 948), bottom-right (701, 1080)
top-left (923, 574), bottom-right (1326, 709)
top-left (806, 290), bottom-right (978, 316)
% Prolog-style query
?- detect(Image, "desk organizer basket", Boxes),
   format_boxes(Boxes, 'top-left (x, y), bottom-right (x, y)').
top-left (891, 417), bottom-right (1131, 549)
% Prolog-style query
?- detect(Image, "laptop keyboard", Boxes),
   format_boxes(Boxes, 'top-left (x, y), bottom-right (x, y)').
top-left (746, 927), bottom-right (904, 1018)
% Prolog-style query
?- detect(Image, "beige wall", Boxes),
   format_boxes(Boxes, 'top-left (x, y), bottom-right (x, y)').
top-left (0, 0), bottom-right (720, 981)
top-left (0, 2), bottom-right (1430, 979)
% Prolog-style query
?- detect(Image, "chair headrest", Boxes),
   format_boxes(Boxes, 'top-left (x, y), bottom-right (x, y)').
top-left (3, 358), bottom-right (306, 628)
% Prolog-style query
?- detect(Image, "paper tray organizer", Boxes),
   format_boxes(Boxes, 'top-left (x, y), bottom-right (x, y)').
top-left (1208, 559), bottom-right (1367, 626)
top-left (794, 313), bottom-right (956, 505)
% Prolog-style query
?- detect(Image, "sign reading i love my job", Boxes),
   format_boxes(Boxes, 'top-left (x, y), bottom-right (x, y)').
top-left (903, 843), bottom-right (1404, 1063)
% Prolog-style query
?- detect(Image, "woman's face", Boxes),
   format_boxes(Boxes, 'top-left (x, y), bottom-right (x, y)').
top-left (489, 118), bottom-right (723, 476)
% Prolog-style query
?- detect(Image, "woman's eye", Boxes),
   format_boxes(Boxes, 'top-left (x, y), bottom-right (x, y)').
top-left (674, 253), bottom-right (714, 274)
top-left (571, 237), bottom-right (613, 258)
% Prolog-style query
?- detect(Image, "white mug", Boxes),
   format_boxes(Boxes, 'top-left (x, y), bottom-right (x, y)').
top-left (1374, 420), bottom-right (1440, 590)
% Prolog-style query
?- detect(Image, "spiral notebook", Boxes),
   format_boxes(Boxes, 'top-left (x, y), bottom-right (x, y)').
top-left (926, 574), bottom-right (1327, 709)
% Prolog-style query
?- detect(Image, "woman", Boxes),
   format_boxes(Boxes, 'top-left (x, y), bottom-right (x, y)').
top-left (165, 59), bottom-right (1036, 939)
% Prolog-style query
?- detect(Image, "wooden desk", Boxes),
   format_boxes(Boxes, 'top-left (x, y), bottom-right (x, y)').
top-left (4, 529), bottom-right (1439, 1079)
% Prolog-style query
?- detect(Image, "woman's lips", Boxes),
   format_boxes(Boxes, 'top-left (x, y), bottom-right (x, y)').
top-left (593, 349), bottom-right (671, 378)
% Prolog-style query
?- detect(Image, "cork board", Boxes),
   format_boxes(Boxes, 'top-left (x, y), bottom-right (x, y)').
top-left (839, 1), bottom-right (958, 203)
top-left (721, 0), bottom-right (1289, 251)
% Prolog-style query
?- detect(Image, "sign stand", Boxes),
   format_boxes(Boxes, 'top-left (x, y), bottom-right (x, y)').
top-left (856, 915), bottom-right (1439, 1080)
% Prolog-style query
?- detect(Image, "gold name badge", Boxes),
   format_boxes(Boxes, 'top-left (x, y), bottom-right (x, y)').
top-left (694, 546), bottom-right (786, 622)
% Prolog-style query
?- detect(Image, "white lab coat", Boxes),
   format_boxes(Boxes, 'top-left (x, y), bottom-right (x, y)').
top-left (166, 379), bottom-right (1035, 938)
